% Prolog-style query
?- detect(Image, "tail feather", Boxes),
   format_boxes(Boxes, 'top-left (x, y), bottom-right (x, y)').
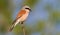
top-left (8, 22), bottom-right (21, 32)
top-left (8, 24), bottom-right (15, 32)
top-left (8, 19), bottom-right (17, 32)
top-left (8, 17), bottom-right (21, 32)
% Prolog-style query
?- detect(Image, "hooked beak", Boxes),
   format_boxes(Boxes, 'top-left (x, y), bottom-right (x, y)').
top-left (29, 9), bottom-right (32, 12)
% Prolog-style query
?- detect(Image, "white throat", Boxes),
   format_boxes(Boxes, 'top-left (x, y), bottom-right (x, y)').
top-left (25, 9), bottom-right (30, 13)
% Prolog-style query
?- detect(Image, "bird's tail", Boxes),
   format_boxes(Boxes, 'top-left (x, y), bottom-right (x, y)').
top-left (8, 24), bottom-right (15, 32)
top-left (8, 17), bottom-right (21, 32)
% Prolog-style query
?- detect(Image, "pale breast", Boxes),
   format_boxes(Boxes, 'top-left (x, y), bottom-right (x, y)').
top-left (14, 12), bottom-right (29, 26)
top-left (18, 12), bottom-right (29, 21)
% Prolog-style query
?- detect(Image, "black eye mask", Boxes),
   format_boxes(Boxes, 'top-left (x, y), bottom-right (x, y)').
top-left (25, 8), bottom-right (31, 11)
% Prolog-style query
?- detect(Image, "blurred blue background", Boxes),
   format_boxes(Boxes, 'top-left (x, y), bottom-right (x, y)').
top-left (0, 0), bottom-right (60, 35)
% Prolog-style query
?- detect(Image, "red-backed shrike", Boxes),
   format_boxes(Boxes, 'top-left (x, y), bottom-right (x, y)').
top-left (9, 5), bottom-right (31, 31)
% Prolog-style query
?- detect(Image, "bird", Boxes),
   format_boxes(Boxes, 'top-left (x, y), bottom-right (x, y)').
top-left (9, 5), bottom-right (31, 31)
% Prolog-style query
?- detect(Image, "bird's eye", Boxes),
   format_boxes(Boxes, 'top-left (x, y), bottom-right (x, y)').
top-left (25, 8), bottom-right (29, 9)
top-left (25, 8), bottom-right (31, 11)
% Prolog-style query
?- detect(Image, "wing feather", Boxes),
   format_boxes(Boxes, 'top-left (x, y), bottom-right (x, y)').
top-left (16, 10), bottom-right (26, 19)
top-left (12, 10), bottom-right (26, 24)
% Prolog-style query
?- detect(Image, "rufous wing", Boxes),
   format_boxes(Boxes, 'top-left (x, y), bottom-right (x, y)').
top-left (16, 10), bottom-right (26, 19)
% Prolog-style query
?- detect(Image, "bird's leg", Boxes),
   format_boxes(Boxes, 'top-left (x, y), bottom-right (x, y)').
top-left (21, 21), bottom-right (26, 35)
top-left (21, 21), bottom-right (24, 24)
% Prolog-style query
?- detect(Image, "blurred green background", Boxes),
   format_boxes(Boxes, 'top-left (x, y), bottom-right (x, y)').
top-left (0, 0), bottom-right (60, 35)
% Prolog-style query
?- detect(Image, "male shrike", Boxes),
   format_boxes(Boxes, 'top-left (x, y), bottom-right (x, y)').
top-left (9, 5), bottom-right (31, 31)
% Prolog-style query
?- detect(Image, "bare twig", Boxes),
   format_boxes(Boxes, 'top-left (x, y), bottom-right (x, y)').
top-left (21, 24), bottom-right (26, 35)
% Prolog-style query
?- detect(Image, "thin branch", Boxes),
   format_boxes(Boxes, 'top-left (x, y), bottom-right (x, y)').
top-left (21, 24), bottom-right (26, 35)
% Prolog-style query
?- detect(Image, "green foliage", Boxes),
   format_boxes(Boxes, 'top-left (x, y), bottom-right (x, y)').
top-left (13, 24), bottom-right (22, 35)
top-left (0, 0), bottom-right (12, 33)
top-left (0, 0), bottom-right (8, 9)
top-left (36, 21), bottom-right (45, 32)
top-left (24, 0), bottom-right (39, 8)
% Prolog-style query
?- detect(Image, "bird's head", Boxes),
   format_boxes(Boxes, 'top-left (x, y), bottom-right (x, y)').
top-left (22, 5), bottom-right (31, 12)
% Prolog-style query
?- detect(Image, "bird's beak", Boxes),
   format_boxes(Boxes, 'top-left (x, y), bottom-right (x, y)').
top-left (29, 9), bottom-right (32, 12)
